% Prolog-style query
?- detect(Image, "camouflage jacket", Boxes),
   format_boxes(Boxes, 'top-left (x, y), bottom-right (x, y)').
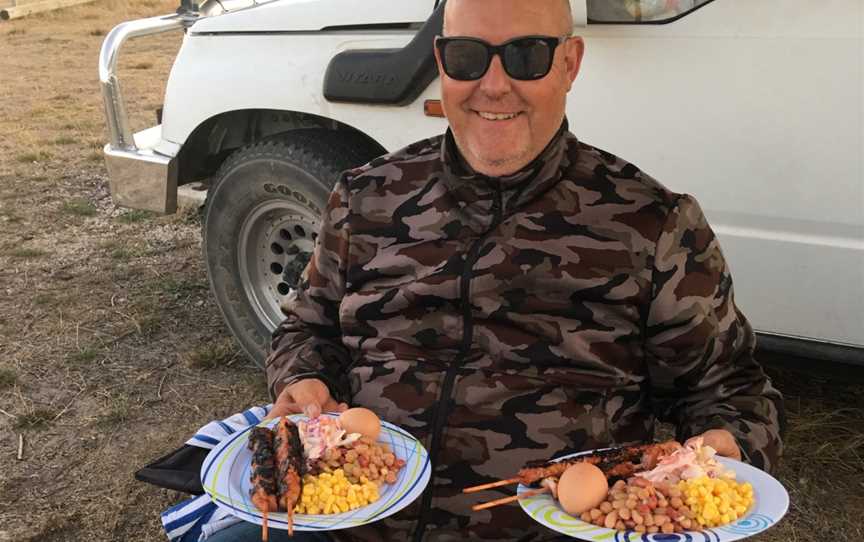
top-left (266, 122), bottom-right (784, 542)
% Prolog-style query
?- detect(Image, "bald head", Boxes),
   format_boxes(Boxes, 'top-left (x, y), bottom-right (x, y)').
top-left (443, 0), bottom-right (573, 36)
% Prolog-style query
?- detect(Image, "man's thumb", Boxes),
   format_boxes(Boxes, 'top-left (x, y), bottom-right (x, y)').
top-left (265, 401), bottom-right (298, 421)
top-left (303, 401), bottom-right (322, 419)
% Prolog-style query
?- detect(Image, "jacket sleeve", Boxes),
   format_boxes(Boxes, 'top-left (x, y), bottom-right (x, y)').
top-left (265, 175), bottom-right (354, 402)
top-left (645, 194), bottom-right (785, 472)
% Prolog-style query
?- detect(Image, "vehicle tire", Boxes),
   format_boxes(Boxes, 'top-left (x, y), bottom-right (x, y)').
top-left (203, 130), bottom-right (383, 368)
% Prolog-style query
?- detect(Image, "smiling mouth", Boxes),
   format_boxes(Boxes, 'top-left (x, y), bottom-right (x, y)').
top-left (475, 111), bottom-right (521, 121)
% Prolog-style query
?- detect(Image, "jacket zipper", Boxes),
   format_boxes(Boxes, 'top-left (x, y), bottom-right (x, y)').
top-left (413, 184), bottom-right (504, 542)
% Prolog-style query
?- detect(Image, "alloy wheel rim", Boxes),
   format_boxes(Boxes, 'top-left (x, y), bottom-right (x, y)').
top-left (238, 199), bottom-right (319, 331)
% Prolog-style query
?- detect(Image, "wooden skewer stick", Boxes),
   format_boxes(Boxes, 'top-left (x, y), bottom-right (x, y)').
top-left (462, 477), bottom-right (521, 493)
top-left (471, 487), bottom-right (549, 511)
top-left (261, 510), bottom-right (269, 542)
top-left (287, 508), bottom-right (294, 537)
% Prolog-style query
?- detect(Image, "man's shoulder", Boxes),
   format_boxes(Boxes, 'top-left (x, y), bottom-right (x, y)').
top-left (565, 135), bottom-right (682, 209)
top-left (341, 134), bottom-right (445, 188)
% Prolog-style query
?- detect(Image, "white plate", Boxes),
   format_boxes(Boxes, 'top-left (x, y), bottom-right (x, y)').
top-left (201, 413), bottom-right (431, 531)
top-left (518, 452), bottom-right (788, 541)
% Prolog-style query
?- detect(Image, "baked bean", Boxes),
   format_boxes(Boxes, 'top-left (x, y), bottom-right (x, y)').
top-left (589, 508), bottom-right (602, 521)
top-left (604, 511), bottom-right (619, 529)
top-left (600, 501), bottom-right (613, 514)
top-left (618, 508), bottom-right (631, 521)
top-left (631, 477), bottom-right (650, 488)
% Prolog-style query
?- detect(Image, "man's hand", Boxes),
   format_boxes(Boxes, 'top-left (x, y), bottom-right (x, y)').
top-left (687, 428), bottom-right (742, 461)
top-left (266, 378), bottom-right (348, 420)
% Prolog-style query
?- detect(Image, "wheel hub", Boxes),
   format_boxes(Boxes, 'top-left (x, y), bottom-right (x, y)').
top-left (238, 199), bottom-right (319, 331)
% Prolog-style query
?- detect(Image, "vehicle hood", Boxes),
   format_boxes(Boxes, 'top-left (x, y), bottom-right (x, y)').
top-left (191, 0), bottom-right (433, 33)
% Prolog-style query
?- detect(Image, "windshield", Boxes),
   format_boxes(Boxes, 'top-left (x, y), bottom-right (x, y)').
top-left (588, 0), bottom-right (715, 23)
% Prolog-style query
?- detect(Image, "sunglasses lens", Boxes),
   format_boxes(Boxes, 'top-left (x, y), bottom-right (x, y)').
top-left (504, 38), bottom-right (554, 80)
top-left (442, 40), bottom-right (490, 80)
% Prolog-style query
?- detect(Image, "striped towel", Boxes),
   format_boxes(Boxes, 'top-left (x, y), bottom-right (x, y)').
top-left (161, 404), bottom-right (272, 542)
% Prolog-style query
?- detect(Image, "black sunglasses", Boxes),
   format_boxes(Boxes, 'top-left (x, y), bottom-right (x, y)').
top-left (435, 35), bottom-right (569, 81)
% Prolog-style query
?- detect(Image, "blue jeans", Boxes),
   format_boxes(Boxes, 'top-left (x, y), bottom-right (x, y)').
top-left (204, 522), bottom-right (334, 542)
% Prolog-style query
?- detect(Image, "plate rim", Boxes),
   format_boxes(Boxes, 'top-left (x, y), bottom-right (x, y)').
top-left (516, 448), bottom-right (789, 542)
top-left (200, 413), bottom-right (431, 531)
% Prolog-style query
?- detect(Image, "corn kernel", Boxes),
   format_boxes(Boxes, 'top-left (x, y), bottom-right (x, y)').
top-left (679, 477), bottom-right (753, 528)
top-left (293, 469), bottom-right (383, 515)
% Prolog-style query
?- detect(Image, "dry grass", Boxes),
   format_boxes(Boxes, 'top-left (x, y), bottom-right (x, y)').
top-left (116, 209), bottom-right (155, 223)
top-left (187, 337), bottom-right (243, 370)
top-left (755, 360), bottom-right (864, 540)
top-left (6, 247), bottom-right (48, 259)
top-left (0, 2), bottom-right (861, 541)
top-left (61, 198), bottom-right (97, 216)
top-left (13, 409), bottom-right (58, 430)
top-left (0, 368), bottom-right (17, 389)
top-left (0, 3), bottom-right (258, 541)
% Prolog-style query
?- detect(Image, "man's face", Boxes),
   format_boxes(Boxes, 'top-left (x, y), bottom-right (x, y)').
top-left (435, 0), bottom-right (584, 177)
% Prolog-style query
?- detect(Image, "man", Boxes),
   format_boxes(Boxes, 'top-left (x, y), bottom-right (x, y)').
top-left (263, 0), bottom-right (784, 540)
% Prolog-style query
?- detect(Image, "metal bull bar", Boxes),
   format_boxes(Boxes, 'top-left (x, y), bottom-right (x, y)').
top-left (98, 14), bottom-right (187, 213)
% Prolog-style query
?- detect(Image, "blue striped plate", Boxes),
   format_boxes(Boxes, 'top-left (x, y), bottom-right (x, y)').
top-left (518, 454), bottom-right (788, 541)
top-left (200, 413), bottom-right (431, 531)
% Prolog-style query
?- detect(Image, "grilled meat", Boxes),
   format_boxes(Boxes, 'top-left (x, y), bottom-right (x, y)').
top-left (273, 416), bottom-right (305, 536)
top-left (521, 441), bottom-right (680, 486)
top-left (248, 426), bottom-right (279, 541)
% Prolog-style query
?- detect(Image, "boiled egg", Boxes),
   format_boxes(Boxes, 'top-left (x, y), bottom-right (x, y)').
top-left (338, 407), bottom-right (381, 441)
top-left (556, 462), bottom-right (608, 516)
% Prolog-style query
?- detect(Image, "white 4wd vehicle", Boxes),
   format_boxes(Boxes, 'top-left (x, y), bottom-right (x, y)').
top-left (100, 0), bottom-right (863, 367)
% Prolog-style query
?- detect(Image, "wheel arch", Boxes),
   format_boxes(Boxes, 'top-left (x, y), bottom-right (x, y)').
top-left (175, 109), bottom-right (388, 186)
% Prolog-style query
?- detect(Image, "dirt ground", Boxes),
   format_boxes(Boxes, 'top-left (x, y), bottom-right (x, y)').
top-left (0, 2), bottom-right (862, 541)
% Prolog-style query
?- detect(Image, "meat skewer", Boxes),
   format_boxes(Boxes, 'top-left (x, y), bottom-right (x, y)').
top-left (248, 427), bottom-right (280, 542)
top-left (463, 441), bottom-right (680, 497)
top-left (273, 416), bottom-right (305, 536)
